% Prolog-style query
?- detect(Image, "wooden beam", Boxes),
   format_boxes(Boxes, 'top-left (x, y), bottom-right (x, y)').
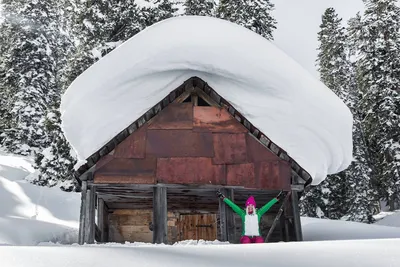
top-left (97, 198), bottom-right (105, 242)
top-left (218, 189), bottom-right (228, 242)
top-left (194, 88), bottom-right (219, 107)
top-left (153, 186), bottom-right (168, 244)
top-left (225, 189), bottom-right (236, 243)
top-left (83, 186), bottom-right (91, 243)
top-left (78, 181), bottom-right (87, 245)
top-left (265, 192), bottom-right (291, 242)
top-left (88, 186), bottom-right (96, 244)
top-left (173, 90), bottom-right (192, 103)
top-left (191, 93), bottom-right (198, 106)
top-left (291, 190), bottom-right (303, 241)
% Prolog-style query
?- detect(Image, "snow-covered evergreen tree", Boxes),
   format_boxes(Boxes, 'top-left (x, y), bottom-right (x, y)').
top-left (301, 7), bottom-right (376, 222)
top-left (351, 0), bottom-right (400, 211)
top-left (184, 0), bottom-right (215, 16)
top-left (32, 0), bottom-right (78, 192)
top-left (0, 0), bottom-right (62, 155)
top-left (217, 0), bottom-right (277, 40)
top-left (32, 109), bottom-right (77, 191)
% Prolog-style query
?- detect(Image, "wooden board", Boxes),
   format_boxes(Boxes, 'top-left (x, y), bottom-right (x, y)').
top-left (178, 214), bottom-right (217, 241)
top-left (108, 209), bottom-right (153, 243)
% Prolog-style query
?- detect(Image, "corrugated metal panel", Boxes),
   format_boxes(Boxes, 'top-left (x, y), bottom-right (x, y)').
top-left (146, 129), bottom-right (214, 157)
top-left (193, 106), bottom-right (247, 133)
top-left (212, 133), bottom-right (248, 165)
top-left (148, 103), bottom-right (193, 129)
top-left (114, 126), bottom-right (147, 158)
top-left (156, 157), bottom-right (226, 185)
top-left (226, 163), bottom-right (256, 188)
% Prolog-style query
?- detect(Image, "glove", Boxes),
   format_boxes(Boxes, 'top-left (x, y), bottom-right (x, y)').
top-left (216, 190), bottom-right (225, 200)
top-left (276, 190), bottom-right (285, 200)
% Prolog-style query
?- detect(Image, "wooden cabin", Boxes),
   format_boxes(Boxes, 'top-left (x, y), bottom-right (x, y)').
top-left (75, 77), bottom-right (311, 245)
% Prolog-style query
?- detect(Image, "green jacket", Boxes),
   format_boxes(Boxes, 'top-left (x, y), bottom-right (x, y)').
top-left (223, 197), bottom-right (278, 236)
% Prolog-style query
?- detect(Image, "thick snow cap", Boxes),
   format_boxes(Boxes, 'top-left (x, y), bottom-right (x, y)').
top-left (60, 16), bottom-right (353, 185)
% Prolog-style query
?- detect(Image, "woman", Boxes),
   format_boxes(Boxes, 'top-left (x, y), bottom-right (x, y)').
top-left (216, 190), bottom-right (285, 244)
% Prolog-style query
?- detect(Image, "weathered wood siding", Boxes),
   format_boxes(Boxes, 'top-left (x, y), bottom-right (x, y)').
top-left (108, 210), bottom-right (217, 244)
top-left (94, 103), bottom-right (291, 191)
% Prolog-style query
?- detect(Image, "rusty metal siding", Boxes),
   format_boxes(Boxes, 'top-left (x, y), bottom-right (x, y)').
top-left (93, 102), bottom-right (291, 190)
top-left (114, 126), bottom-right (147, 158)
top-left (146, 129), bottom-right (214, 157)
top-left (156, 157), bottom-right (226, 185)
top-left (226, 163), bottom-right (256, 188)
top-left (148, 103), bottom-right (193, 130)
top-left (95, 158), bottom-right (156, 180)
top-left (212, 133), bottom-right (248, 165)
top-left (193, 106), bottom-right (247, 133)
top-left (246, 134), bottom-right (280, 162)
top-left (255, 161), bottom-right (290, 191)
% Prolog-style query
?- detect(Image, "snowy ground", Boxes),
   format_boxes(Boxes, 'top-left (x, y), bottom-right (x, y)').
top-left (0, 150), bottom-right (80, 245)
top-left (1, 151), bottom-right (400, 266)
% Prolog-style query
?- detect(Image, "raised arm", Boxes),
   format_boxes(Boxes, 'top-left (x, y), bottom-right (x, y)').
top-left (216, 190), bottom-right (245, 217)
top-left (258, 191), bottom-right (285, 216)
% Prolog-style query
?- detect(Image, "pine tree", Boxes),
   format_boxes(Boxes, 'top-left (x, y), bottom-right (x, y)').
top-left (31, 0), bottom-right (78, 192)
top-left (217, 0), bottom-right (277, 40)
top-left (301, 7), bottom-right (376, 222)
top-left (0, 0), bottom-right (61, 155)
top-left (31, 109), bottom-right (78, 191)
top-left (351, 0), bottom-right (400, 211)
top-left (184, 0), bottom-right (215, 16)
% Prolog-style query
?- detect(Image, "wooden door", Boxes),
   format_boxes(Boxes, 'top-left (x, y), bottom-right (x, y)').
top-left (178, 214), bottom-right (217, 241)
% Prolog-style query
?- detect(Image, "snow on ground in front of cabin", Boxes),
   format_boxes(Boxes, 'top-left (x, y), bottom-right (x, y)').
top-left (301, 216), bottom-right (400, 241)
top-left (60, 16), bottom-right (353, 185)
top-left (374, 210), bottom-right (400, 228)
top-left (0, 150), bottom-right (80, 245)
top-left (2, 238), bottom-right (400, 267)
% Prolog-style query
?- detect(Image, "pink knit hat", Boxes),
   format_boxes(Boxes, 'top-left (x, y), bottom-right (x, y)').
top-left (245, 196), bottom-right (256, 207)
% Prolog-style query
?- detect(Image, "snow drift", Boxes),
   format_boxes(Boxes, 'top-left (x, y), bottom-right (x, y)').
top-left (0, 151), bottom-right (80, 245)
top-left (60, 15), bottom-right (353, 185)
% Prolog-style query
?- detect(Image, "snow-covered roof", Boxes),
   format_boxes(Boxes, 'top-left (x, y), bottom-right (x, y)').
top-left (60, 16), bottom-right (353, 185)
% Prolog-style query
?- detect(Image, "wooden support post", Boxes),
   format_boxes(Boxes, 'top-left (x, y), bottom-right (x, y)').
top-left (103, 203), bottom-right (109, 242)
top-left (84, 185), bottom-right (96, 244)
top-left (97, 198), bottom-right (105, 242)
top-left (291, 190), bottom-right (303, 241)
top-left (218, 189), bottom-right (228, 242)
top-left (78, 181), bottom-right (87, 245)
top-left (225, 189), bottom-right (236, 243)
top-left (265, 192), bottom-right (291, 242)
top-left (88, 186), bottom-right (96, 243)
top-left (153, 186), bottom-right (168, 244)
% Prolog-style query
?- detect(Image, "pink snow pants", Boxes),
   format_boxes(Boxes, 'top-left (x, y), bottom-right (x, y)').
top-left (240, 236), bottom-right (264, 244)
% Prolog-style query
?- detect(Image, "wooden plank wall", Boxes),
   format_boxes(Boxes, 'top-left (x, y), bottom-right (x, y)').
top-left (94, 103), bottom-right (291, 191)
top-left (108, 209), bottom-right (219, 244)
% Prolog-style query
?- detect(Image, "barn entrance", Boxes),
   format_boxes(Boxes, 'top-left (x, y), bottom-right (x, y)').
top-left (177, 214), bottom-right (217, 241)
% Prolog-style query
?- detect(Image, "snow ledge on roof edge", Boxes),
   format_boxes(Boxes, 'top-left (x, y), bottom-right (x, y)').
top-left (60, 16), bottom-right (353, 185)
